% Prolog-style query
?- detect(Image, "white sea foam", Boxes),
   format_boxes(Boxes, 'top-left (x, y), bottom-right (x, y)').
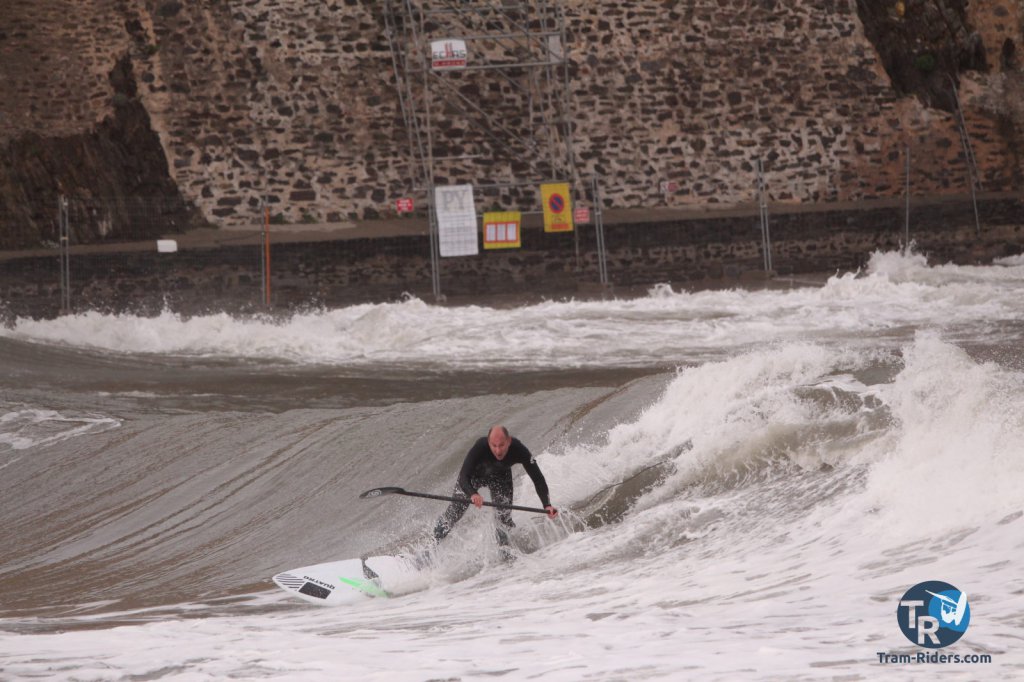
top-left (3, 250), bottom-right (1024, 369)
top-left (544, 331), bottom-right (1024, 543)
top-left (992, 251), bottom-right (1024, 266)
top-left (855, 334), bottom-right (1024, 537)
top-left (0, 408), bottom-right (120, 451)
top-left (545, 342), bottom-right (878, 511)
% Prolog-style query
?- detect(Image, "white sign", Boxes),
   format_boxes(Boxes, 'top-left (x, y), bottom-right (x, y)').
top-left (435, 184), bottom-right (478, 257)
top-left (432, 39), bottom-right (468, 70)
top-left (156, 239), bottom-right (178, 253)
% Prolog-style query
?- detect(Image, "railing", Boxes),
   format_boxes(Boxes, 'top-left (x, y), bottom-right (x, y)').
top-left (947, 75), bottom-right (982, 236)
top-left (756, 159), bottom-right (773, 274)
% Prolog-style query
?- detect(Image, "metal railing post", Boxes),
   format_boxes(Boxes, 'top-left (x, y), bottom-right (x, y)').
top-left (58, 195), bottom-right (71, 313)
top-left (756, 159), bottom-right (772, 273)
top-left (592, 175), bottom-right (608, 286)
top-left (428, 197), bottom-right (442, 301)
top-left (261, 198), bottom-right (271, 307)
top-left (904, 144), bottom-right (911, 253)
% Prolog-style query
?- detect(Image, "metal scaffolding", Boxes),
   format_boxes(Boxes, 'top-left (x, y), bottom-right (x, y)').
top-left (384, 0), bottom-right (597, 298)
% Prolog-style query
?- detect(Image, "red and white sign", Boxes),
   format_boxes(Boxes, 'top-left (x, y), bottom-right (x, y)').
top-left (395, 198), bottom-right (414, 213)
top-left (573, 206), bottom-right (590, 224)
top-left (659, 181), bottom-right (679, 194)
top-left (431, 39), bottom-right (468, 70)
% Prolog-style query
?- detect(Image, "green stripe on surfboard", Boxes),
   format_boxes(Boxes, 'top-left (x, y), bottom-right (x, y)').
top-left (338, 576), bottom-right (389, 598)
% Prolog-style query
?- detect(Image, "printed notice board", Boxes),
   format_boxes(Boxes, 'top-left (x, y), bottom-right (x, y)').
top-left (435, 185), bottom-right (478, 257)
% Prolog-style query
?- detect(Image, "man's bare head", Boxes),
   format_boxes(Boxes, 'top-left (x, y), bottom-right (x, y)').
top-left (487, 425), bottom-right (511, 460)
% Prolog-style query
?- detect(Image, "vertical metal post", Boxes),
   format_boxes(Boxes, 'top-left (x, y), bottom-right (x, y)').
top-left (418, 2), bottom-right (442, 301)
top-left (756, 159), bottom-right (772, 273)
top-left (904, 144), bottom-right (911, 253)
top-left (58, 195), bottom-right (71, 313)
top-left (262, 198), bottom-right (271, 307)
top-left (593, 175), bottom-right (608, 286)
top-left (573, 191), bottom-right (581, 271)
top-left (428, 197), bottom-right (442, 300)
top-left (552, 0), bottom-right (581, 272)
top-left (259, 198), bottom-right (266, 305)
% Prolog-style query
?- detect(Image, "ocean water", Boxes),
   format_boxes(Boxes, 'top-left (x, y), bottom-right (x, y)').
top-left (1, 249), bottom-right (1022, 680)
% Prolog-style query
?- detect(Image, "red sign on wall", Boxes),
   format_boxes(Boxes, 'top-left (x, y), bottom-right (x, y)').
top-left (395, 198), bottom-right (414, 213)
top-left (574, 207), bottom-right (590, 224)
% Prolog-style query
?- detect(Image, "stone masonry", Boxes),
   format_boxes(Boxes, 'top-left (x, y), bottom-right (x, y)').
top-left (0, 1), bottom-right (1021, 238)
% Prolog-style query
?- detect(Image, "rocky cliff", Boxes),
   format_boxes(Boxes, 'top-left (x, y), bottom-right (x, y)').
top-left (0, 0), bottom-right (1021, 248)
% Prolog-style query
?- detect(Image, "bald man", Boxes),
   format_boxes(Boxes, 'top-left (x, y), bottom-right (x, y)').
top-left (432, 426), bottom-right (558, 550)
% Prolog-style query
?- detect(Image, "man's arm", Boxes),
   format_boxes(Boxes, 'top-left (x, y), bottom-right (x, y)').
top-left (521, 457), bottom-right (551, 508)
top-left (523, 458), bottom-right (558, 518)
top-left (512, 440), bottom-right (558, 518)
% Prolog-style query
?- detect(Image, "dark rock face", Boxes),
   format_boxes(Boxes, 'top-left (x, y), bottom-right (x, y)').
top-left (855, 0), bottom-right (986, 111)
top-left (0, 55), bottom-right (195, 249)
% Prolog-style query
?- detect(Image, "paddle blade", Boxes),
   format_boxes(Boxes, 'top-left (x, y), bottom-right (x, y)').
top-left (359, 486), bottom-right (406, 499)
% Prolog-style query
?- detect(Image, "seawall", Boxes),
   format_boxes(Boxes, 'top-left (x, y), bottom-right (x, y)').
top-left (2, 195), bottom-right (1020, 320)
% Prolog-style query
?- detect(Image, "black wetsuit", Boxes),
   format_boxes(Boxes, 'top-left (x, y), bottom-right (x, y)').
top-left (432, 436), bottom-right (551, 545)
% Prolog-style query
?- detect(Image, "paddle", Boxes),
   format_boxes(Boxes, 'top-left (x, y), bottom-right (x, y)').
top-left (359, 486), bottom-right (550, 514)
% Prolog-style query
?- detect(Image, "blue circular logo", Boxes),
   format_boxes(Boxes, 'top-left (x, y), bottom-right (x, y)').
top-left (896, 581), bottom-right (970, 648)
top-left (548, 194), bottom-right (565, 213)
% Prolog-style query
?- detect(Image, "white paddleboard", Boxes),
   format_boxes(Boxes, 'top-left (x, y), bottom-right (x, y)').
top-left (272, 554), bottom-right (422, 606)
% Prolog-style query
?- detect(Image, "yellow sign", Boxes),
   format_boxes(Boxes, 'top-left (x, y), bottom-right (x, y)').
top-left (541, 183), bottom-right (574, 233)
top-left (483, 211), bottom-right (522, 249)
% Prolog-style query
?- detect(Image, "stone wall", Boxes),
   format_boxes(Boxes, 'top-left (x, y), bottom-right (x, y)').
top-left (1, 1), bottom-right (1021, 239)
top-left (0, 0), bottom-right (131, 137)
top-left (2, 196), bottom-right (1021, 320)
top-left (969, 0), bottom-right (1021, 71)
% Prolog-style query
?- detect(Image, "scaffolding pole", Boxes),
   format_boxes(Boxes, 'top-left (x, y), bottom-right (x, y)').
top-left (756, 159), bottom-right (773, 273)
top-left (592, 175), bottom-right (608, 286)
top-left (58, 196), bottom-right (71, 313)
top-left (384, 0), bottom-right (583, 299)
